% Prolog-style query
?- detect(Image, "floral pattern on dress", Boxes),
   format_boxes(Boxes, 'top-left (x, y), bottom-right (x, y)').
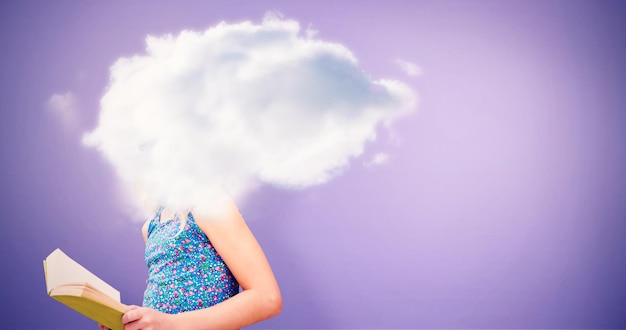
top-left (143, 209), bottom-right (239, 314)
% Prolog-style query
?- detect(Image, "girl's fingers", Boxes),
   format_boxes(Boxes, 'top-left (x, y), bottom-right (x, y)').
top-left (121, 306), bottom-right (142, 324)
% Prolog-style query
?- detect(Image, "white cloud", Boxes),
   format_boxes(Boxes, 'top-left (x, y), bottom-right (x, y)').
top-left (364, 153), bottom-right (390, 167)
top-left (263, 10), bottom-right (284, 22)
top-left (47, 92), bottom-right (78, 129)
top-left (83, 15), bottom-right (416, 216)
top-left (395, 58), bottom-right (422, 77)
top-left (306, 23), bottom-right (318, 39)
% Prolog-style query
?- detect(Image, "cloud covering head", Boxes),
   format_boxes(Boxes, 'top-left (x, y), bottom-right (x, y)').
top-left (83, 15), bottom-right (416, 216)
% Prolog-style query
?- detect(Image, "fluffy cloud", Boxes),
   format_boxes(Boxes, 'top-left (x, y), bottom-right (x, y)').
top-left (395, 59), bottom-right (422, 77)
top-left (364, 153), bottom-right (390, 167)
top-left (83, 15), bottom-right (416, 216)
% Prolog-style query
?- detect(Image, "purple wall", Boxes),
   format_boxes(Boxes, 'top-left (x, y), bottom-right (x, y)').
top-left (1, 0), bottom-right (625, 328)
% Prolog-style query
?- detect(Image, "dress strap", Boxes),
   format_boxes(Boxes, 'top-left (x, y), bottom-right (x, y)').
top-left (147, 207), bottom-right (164, 237)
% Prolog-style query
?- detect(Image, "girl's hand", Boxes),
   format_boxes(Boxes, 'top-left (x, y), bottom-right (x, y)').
top-left (121, 305), bottom-right (175, 330)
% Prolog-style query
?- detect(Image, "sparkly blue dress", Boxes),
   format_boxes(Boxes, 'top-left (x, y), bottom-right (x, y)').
top-left (143, 209), bottom-right (240, 313)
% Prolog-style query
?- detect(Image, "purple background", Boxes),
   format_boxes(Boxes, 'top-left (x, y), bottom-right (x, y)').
top-left (2, 0), bottom-right (625, 328)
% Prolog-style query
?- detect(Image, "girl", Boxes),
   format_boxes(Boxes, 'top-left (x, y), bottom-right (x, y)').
top-left (101, 196), bottom-right (282, 330)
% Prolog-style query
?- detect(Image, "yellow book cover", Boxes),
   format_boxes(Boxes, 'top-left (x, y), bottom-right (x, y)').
top-left (43, 248), bottom-right (130, 330)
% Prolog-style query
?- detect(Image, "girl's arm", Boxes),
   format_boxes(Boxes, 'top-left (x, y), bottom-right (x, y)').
top-left (123, 199), bottom-right (282, 330)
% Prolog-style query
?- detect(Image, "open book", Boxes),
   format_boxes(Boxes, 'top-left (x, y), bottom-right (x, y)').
top-left (43, 248), bottom-right (130, 330)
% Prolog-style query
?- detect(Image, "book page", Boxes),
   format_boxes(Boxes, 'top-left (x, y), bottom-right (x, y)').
top-left (50, 282), bottom-right (128, 314)
top-left (44, 248), bottom-right (121, 302)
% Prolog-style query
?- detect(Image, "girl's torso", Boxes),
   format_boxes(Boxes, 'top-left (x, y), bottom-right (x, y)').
top-left (143, 208), bottom-right (239, 314)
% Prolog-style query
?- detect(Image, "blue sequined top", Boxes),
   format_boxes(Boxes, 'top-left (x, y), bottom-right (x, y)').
top-left (143, 208), bottom-right (240, 314)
